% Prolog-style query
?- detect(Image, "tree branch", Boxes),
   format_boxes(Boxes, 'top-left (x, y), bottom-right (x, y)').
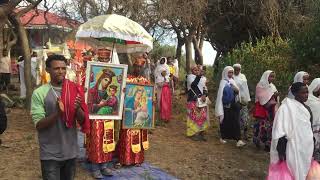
top-left (16, 0), bottom-right (42, 17)
top-left (7, 25), bottom-right (18, 50)
top-left (23, 8), bottom-right (39, 25)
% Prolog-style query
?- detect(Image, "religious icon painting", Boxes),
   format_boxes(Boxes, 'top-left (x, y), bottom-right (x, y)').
top-left (85, 61), bottom-right (128, 119)
top-left (123, 83), bottom-right (155, 129)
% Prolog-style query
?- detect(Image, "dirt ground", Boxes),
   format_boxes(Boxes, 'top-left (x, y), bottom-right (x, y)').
top-left (0, 92), bottom-right (269, 180)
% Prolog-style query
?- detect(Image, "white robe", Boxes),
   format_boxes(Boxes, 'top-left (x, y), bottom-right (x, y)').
top-left (18, 61), bottom-right (26, 98)
top-left (270, 98), bottom-right (313, 180)
top-left (305, 78), bottom-right (320, 149)
top-left (31, 57), bottom-right (37, 79)
top-left (234, 73), bottom-right (251, 103)
top-left (154, 60), bottom-right (170, 84)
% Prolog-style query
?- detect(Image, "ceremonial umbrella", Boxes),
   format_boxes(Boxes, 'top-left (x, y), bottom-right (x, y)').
top-left (75, 14), bottom-right (153, 53)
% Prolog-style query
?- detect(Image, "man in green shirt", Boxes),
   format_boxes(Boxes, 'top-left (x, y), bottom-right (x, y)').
top-left (31, 55), bottom-right (85, 180)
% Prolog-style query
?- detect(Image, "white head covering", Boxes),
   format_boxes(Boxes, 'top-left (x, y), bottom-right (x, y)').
top-left (233, 63), bottom-right (251, 103)
top-left (294, 71), bottom-right (308, 83)
top-left (154, 57), bottom-right (170, 83)
top-left (233, 63), bottom-right (241, 69)
top-left (255, 70), bottom-right (278, 105)
top-left (215, 66), bottom-right (239, 122)
top-left (306, 78), bottom-right (320, 150)
top-left (288, 71), bottom-right (309, 98)
top-left (309, 78), bottom-right (320, 93)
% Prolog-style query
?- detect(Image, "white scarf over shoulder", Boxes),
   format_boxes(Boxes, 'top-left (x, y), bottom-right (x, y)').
top-left (270, 98), bottom-right (313, 180)
top-left (187, 74), bottom-right (206, 94)
top-left (154, 57), bottom-right (170, 84)
top-left (215, 66), bottom-right (239, 121)
top-left (305, 78), bottom-right (320, 149)
top-left (233, 64), bottom-right (251, 103)
top-left (255, 70), bottom-right (278, 105)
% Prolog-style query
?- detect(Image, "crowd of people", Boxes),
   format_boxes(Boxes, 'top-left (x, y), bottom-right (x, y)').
top-left (213, 65), bottom-right (319, 180)
top-left (2, 45), bottom-right (320, 179)
top-left (28, 50), bottom-right (182, 180)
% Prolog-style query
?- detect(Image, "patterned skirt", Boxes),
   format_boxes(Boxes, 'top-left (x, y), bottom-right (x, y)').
top-left (186, 101), bottom-right (208, 137)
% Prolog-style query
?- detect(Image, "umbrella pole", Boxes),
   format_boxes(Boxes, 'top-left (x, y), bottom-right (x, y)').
top-left (110, 40), bottom-right (115, 62)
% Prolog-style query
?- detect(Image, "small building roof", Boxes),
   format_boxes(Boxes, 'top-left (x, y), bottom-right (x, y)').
top-left (20, 9), bottom-right (79, 31)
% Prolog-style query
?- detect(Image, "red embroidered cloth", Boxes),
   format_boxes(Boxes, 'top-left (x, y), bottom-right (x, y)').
top-left (61, 79), bottom-right (90, 133)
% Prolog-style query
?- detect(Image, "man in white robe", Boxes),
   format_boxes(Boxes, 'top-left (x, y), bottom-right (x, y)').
top-left (233, 64), bottom-right (251, 139)
top-left (270, 82), bottom-right (314, 180)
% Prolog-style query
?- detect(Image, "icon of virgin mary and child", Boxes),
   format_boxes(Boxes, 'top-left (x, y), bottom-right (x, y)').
top-left (88, 68), bottom-right (119, 115)
top-left (126, 87), bottom-right (150, 127)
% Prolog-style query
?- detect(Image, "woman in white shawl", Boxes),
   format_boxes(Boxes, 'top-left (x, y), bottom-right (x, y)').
top-left (154, 57), bottom-right (170, 108)
top-left (215, 66), bottom-right (246, 147)
top-left (233, 64), bottom-right (251, 140)
top-left (305, 78), bottom-right (320, 162)
top-left (253, 70), bottom-right (279, 151)
top-left (154, 57), bottom-right (172, 123)
top-left (270, 82), bottom-right (313, 180)
top-left (288, 71), bottom-right (310, 98)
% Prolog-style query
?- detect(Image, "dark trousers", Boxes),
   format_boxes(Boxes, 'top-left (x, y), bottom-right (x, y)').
top-left (40, 158), bottom-right (76, 180)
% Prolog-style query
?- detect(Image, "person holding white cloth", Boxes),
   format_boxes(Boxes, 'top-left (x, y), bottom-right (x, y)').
top-left (270, 82), bottom-right (314, 180)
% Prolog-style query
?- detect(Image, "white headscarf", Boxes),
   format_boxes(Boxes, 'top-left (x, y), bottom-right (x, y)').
top-left (215, 66), bottom-right (239, 122)
top-left (233, 64), bottom-right (251, 103)
top-left (154, 57), bottom-right (170, 84)
top-left (255, 70), bottom-right (278, 105)
top-left (308, 78), bottom-right (320, 93)
top-left (294, 71), bottom-right (308, 83)
top-left (288, 71), bottom-right (309, 98)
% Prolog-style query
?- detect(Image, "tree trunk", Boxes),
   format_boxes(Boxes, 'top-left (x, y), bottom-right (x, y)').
top-left (192, 36), bottom-right (204, 65)
top-left (126, 54), bottom-right (133, 73)
top-left (10, 15), bottom-right (32, 109)
top-left (0, 22), bottom-right (5, 60)
top-left (175, 37), bottom-right (184, 66)
top-left (107, 0), bottom-right (113, 14)
top-left (185, 37), bottom-right (192, 73)
top-left (213, 50), bottom-right (222, 67)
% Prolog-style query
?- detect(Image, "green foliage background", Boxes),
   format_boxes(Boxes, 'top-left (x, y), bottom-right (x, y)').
top-left (217, 37), bottom-right (297, 98)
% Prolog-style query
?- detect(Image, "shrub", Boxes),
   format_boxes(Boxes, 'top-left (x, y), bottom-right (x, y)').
top-left (217, 37), bottom-right (297, 98)
top-left (291, 20), bottom-right (320, 79)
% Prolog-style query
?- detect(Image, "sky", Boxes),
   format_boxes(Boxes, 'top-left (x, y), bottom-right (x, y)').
top-left (202, 41), bottom-right (217, 65)
top-left (182, 41), bottom-right (217, 65)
